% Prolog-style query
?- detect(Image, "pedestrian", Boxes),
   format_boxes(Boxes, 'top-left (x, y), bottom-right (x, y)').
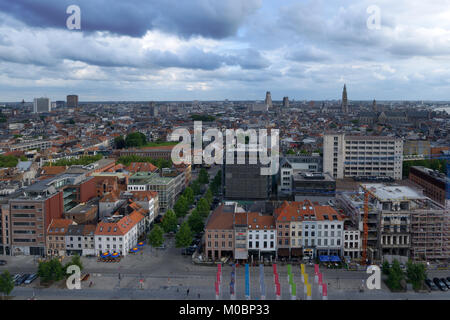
top-left (187, 288), bottom-right (190, 296)
top-left (198, 293), bottom-right (200, 299)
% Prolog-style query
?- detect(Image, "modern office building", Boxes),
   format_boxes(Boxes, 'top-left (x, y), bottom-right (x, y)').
top-left (33, 98), bottom-right (51, 113)
top-left (323, 133), bottom-right (403, 180)
top-left (278, 155), bottom-right (324, 196)
top-left (8, 173), bottom-right (95, 256)
top-left (67, 95), bottom-right (79, 108)
top-left (292, 172), bottom-right (336, 200)
top-left (265, 91), bottom-right (272, 109)
top-left (127, 170), bottom-right (182, 213)
top-left (223, 147), bottom-right (272, 200)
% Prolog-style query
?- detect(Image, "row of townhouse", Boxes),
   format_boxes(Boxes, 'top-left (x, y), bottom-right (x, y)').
top-left (46, 201), bottom-right (148, 257)
top-left (274, 200), bottom-right (360, 260)
top-left (204, 201), bottom-right (361, 263)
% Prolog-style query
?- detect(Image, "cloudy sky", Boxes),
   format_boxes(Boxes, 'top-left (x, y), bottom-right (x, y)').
top-left (1, 0), bottom-right (450, 101)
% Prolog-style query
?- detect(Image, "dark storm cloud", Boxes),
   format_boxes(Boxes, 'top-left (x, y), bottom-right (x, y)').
top-left (0, 0), bottom-right (261, 39)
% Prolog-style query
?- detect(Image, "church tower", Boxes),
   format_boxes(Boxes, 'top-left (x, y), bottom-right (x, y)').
top-left (342, 84), bottom-right (348, 113)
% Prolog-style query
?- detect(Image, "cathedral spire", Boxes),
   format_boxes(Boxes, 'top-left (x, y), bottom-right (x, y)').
top-left (342, 84), bottom-right (348, 113)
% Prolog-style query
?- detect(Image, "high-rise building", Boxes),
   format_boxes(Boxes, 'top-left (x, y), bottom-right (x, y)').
top-left (265, 91), bottom-right (272, 109)
top-left (283, 97), bottom-right (289, 108)
top-left (323, 133), bottom-right (403, 180)
top-left (149, 102), bottom-right (158, 117)
top-left (342, 85), bottom-right (348, 113)
top-left (223, 148), bottom-right (272, 200)
top-left (67, 95), bottom-right (79, 108)
top-left (33, 98), bottom-right (51, 113)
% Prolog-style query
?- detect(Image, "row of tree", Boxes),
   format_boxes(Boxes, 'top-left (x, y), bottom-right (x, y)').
top-left (0, 255), bottom-right (85, 298)
top-left (148, 168), bottom-right (219, 249)
top-left (403, 158), bottom-right (447, 177)
top-left (38, 255), bottom-right (83, 283)
top-left (0, 155), bottom-right (28, 168)
top-left (117, 155), bottom-right (172, 169)
top-left (383, 259), bottom-right (427, 291)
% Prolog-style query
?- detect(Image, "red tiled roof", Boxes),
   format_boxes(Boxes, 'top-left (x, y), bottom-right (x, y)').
top-left (47, 219), bottom-right (74, 235)
top-left (100, 191), bottom-right (120, 203)
top-left (126, 162), bottom-right (158, 173)
top-left (95, 211), bottom-right (144, 236)
top-left (274, 200), bottom-right (342, 222)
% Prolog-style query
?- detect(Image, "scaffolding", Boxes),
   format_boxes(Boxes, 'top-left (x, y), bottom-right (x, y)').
top-left (410, 201), bottom-right (450, 263)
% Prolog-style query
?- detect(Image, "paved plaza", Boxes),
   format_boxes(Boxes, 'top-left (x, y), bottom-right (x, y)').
top-left (3, 239), bottom-right (450, 300)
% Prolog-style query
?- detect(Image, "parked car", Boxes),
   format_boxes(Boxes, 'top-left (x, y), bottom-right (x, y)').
top-left (24, 273), bottom-right (38, 284)
top-left (16, 274), bottom-right (29, 285)
top-left (156, 244), bottom-right (166, 249)
top-left (433, 278), bottom-right (448, 291)
top-left (440, 278), bottom-right (450, 289)
top-left (425, 279), bottom-right (438, 291)
top-left (13, 274), bottom-right (21, 282)
top-left (0, 260), bottom-right (7, 265)
top-left (446, 276), bottom-right (450, 284)
top-left (181, 247), bottom-right (196, 255)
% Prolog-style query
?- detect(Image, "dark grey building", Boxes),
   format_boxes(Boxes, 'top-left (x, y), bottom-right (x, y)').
top-left (223, 151), bottom-right (272, 200)
top-left (292, 172), bottom-right (336, 200)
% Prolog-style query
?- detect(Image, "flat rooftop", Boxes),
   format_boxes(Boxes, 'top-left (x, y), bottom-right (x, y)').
top-left (66, 200), bottom-right (98, 215)
top-left (361, 183), bottom-right (426, 201)
top-left (293, 172), bottom-right (335, 182)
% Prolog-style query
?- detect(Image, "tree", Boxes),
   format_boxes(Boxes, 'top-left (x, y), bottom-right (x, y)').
top-left (198, 168), bottom-right (209, 184)
top-left (65, 254), bottom-right (83, 272)
top-left (191, 180), bottom-right (201, 195)
top-left (117, 155), bottom-right (172, 168)
top-left (0, 271), bottom-right (14, 298)
top-left (382, 261), bottom-right (390, 275)
top-left (174, 196), bottom-right (189, 218)
top-left (205, 189), bottom-right (213, 206)
top-left (209, 170), bottom-right (222, 196)
top-left (38, 258), bottom-right (65, 283)
top-left (161, 209), bottom-right (178, 233)
top-left (197, 198), bottom-right (210, 218)
top-left (187, 210), bottom-right (205, 234)
top-left (114, 136), bottom-right (126, 149)
top-left (183, 187), bottom-right (194, 205)
top-left (148, 225), bottom-right (164, 248)
top-left (175, 222), bottom-right (193, 248)
top-left (406, 260), bottom-right (427, 290)
top-left (387, 260), bottom-right (404, 291)
top-left (125, 132), bottom-right (147, 148)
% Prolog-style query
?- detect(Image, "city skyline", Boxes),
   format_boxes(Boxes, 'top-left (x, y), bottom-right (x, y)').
top-left (1, 0), bottom-right (450, 101)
